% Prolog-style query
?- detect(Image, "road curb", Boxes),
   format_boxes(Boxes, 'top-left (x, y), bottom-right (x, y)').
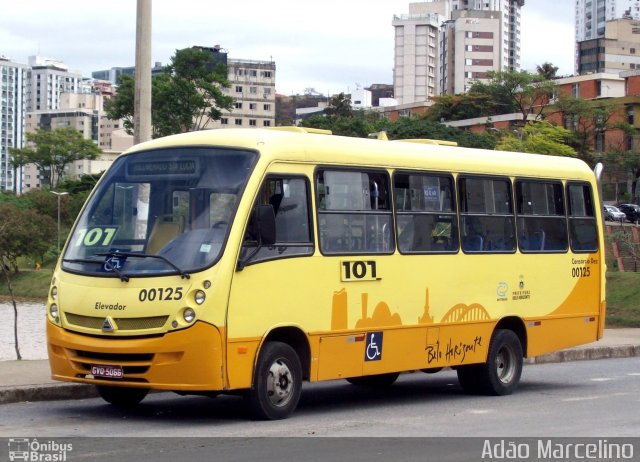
top-left (1, 345), bottom-right (638, 405)
top-left (0, 383), bottom-right (98, 405)
top-left (526, 344), bottom-right (640, 364)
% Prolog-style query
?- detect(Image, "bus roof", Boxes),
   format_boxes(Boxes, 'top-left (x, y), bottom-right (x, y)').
top-left (126, 128), bottom-right (595, 182)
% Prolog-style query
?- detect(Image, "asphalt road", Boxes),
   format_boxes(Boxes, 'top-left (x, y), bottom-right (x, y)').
top-left (0, 358), bottom-right (640, 461)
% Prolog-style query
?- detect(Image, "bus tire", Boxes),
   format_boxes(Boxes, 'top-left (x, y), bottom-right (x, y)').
top-left (96, 385), bottom-right (149, 407)
top-left (247, 341), bottom-right (302, 420)
top-left (346, 372), bottom-right (399, 387)
top-left (458, 329), bottom-right (523, 396)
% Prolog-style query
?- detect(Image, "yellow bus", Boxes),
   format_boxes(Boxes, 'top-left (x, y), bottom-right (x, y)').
top-left (47, 128), bottom-right (606, 419)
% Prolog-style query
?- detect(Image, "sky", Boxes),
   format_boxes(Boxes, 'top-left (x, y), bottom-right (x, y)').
top-left (0, 0), bottom-right (575, 95)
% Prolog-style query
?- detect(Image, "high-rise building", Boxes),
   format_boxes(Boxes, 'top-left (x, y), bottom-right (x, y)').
top-left (393, 1), bottom-right (524, 103)
top-left (575, 0), bottom-right (640, 42)
top-left (575, 0), bottom-right (640, 71)
top-left (578, 18), bottom-right (640, 74)
top-left (441, 9), bottom-right (504, 94)
top-left (392, 10), bottom-right (441, 105)
top-left (27, 56), bottom-right (82, 112)
top-left (451, 0), bottom-right (524, 70)
top-left (0, 56), bottom-right (28, 192)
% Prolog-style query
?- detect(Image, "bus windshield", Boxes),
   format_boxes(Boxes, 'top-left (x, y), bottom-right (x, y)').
top-left (62, 147), bottom-right (257, 278)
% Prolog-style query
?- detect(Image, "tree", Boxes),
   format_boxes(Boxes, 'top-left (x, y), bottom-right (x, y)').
top-left (9, 127), bottom-right (101, 189)
top-left (550, 95), bottom-right (620, 163)
top-left (536, 62), bottom-right (559, 80)
top-left (302, 111), bottom-right (383, 138)
top-left (105, 47), bottom-right (234, 138)
top-left (473, 70), bottom-right (557, 123)
top-left (386, 117), bottom-right (497, 149)
top-left (324, 93), bottom-right (353, 117)
top-left (0, 202), bottom-right (56, 273)
top-left (425, 93), bottom-right (497, 122)
top-left (495, 121), bottom-right (576, 157)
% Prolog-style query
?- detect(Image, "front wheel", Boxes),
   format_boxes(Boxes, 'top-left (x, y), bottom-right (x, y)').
top-left (96, 385), bottom-right (149, 407)
top-left (457, 329), bottom-right (523, 396)
top-left (246, 342), bottom-right (302, 420)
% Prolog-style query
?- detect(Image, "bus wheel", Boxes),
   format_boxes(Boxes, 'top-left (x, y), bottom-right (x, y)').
top-left (247, 341), bottom-right (302, 420)
top-left (457, 329), bottom-right (523, 396)
top-left (96, 385), bottom-right (149, 407)
top-left (346, 372), bottom-right (399, 387)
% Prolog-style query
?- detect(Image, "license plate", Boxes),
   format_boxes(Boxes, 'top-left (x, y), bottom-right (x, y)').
top-left (91, 364), bottom-right (124, 379)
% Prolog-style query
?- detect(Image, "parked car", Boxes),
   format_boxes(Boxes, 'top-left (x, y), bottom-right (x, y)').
top-left (616, 203), bottom-right (640, 224)
top-left (604, 204), bottom-right (626, 222)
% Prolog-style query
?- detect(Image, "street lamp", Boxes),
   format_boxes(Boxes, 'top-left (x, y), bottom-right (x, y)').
top-left (50, 191), bottom-right (69, 254)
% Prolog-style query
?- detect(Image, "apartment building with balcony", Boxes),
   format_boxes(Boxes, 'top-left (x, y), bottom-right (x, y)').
top-left (0, 56), bottom-right (28, 192)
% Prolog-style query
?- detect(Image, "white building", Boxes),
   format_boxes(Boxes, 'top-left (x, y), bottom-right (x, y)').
top-left (393, 10), bottom-right (442, 105)
top-left (27, 56), bottom-right (82, 112)
top-left (393, 1), bottom-right (525, 104)
top-left (0, 56), bottom-right (29, 192)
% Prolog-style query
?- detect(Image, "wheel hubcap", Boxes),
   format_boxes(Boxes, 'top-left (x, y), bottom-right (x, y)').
top-left (266, 358), bottom-right (294, 407)
top-left (496, 345), bottom-right (516, 384)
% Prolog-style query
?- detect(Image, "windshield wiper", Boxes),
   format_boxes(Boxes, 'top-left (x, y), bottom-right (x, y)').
top-left (63, 258), bottom-right (130, 282)
top-left (95, 251), bottom-right (191, 280)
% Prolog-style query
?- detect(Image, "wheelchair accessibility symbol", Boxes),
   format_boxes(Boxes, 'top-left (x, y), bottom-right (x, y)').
top-left (365, 331), bottom-right (383, 361)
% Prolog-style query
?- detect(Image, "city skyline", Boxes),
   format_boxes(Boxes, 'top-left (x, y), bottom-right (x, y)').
top-left (0, 0), bottom-right (573, 95)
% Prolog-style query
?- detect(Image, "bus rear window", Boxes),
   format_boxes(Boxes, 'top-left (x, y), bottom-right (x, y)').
top-left (567, 183), bottom-right (598, 253)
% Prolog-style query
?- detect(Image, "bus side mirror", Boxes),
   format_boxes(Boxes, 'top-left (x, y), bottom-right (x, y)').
top-left (257, 204), bottom-right (276, 246)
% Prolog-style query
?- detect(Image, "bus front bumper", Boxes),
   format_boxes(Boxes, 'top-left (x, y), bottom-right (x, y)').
top-left (47, 320), bottom-right (225, 391)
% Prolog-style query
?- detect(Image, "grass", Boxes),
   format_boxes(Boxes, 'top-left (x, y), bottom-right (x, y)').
top-left (0, 266), bottom-right (54, 301)
top-left (605, 272), bottom-right (640, 327)
top-left (2, 264), bottom-right (639, 327)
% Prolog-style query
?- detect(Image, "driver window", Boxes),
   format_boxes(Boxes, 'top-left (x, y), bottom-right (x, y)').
top-left (240, 176), bottom-right (314, 265)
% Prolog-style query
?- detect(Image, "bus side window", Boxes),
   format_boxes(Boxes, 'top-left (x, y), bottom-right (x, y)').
top-left (459, 176), bottom-right (516, 253)
top-left (567, 183), bottom-right (598, 252)
top-left (516, 181), bottom-right (568, 253)
top-left (394, 172), bottom-right (458, 253)
top-left (240, 176), bottom-right (314, 265)
top-left (317, 169), bottom-right (394, 254)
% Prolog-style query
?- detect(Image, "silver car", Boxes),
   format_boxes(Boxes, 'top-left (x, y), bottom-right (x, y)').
top-left (604, 205), bottom-right (626, 222)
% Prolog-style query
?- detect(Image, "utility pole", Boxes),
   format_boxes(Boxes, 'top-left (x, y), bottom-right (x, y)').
top-left (50, 191), bottom-right (69, 254)
top-left (134, 0), bottom-right (152, 144)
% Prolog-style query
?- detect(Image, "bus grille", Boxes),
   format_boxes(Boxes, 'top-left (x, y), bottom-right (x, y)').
top-left (71, 350), bottom-right (154, 377)
top-left (64, 312), bottom-right (169, 331)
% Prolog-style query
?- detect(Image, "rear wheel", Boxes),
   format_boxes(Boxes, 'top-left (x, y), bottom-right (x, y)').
top-left (246, 342), bottom-right (302, 420)
top-left (346, 372), bottom-right (399, 387)
top-left (457, 329), bottom-right (523, 396)
top-left (96, 385), bottom-right (149, 407)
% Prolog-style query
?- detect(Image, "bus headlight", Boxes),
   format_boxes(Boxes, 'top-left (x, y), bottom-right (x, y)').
top-left (183, 308), bottom-right (196, 323)
top-left (50, 304), bottom-right (59, 321)
top-left (194, 290), bottom-right (206, 305)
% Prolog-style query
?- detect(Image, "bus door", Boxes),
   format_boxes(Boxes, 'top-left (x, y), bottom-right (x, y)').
top-left (226, 174), bottom-right (315, 388)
